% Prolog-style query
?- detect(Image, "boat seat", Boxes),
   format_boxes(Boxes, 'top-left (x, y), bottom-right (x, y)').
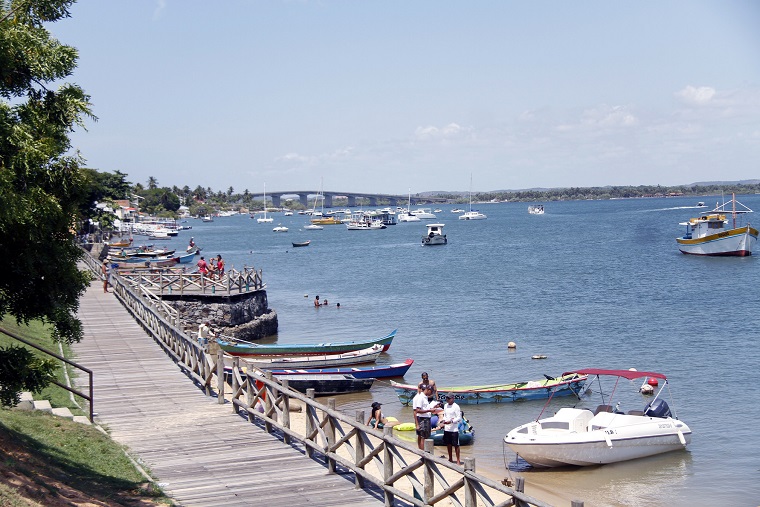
top-left (627, 410), bottom-right (645, 416)
top-left (594, 404), bottom-right (614, 415)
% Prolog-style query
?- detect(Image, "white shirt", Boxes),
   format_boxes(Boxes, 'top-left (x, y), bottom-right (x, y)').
top-left (198, 323), bottom-right (213, 339)
top-left (441, 402), bottom-right (462, 432)
top-left (412, 391), bottom-right (431, 419)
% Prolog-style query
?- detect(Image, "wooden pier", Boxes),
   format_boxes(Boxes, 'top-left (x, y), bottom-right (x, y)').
top-left (75, 284), bottom-right (382, 506)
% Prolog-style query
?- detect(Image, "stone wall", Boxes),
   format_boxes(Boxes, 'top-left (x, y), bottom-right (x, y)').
top-left (164, 290), bottom-right (278, 341)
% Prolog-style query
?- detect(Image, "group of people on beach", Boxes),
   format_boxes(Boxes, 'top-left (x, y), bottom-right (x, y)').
top-left (367, 372), bottom-right (463, 465)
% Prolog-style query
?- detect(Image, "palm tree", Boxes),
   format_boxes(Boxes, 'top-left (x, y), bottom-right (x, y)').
top-left (147, 176), bottom-right (158, 189)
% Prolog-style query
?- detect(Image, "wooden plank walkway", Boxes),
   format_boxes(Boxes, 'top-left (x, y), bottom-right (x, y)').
top-left (74, 281), bottom-right (384, 507)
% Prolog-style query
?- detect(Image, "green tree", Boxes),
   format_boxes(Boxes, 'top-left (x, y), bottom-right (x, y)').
top-left (147, 176), bottom-right (158, 189)
top-left (0, 0), bottom-right (94, 405)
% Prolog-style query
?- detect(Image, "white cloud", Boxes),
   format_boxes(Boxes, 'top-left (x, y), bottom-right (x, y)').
top-left (414, 122), bottom-right (465, 140)
top-left (152, 0), bottom-right (166, 21)
top-left (676, 85), bottom-right (716, 105)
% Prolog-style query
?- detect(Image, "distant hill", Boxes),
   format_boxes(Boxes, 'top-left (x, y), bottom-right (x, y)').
top-left (419, 180), bottom-right (760, 195)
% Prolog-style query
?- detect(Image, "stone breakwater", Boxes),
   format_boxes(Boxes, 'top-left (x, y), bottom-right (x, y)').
top-left (164, 290), bottom-right (278, 340)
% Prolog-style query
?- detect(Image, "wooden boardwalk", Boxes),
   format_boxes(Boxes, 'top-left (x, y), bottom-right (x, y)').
top-left (74, 282), bottom-right (384, 507)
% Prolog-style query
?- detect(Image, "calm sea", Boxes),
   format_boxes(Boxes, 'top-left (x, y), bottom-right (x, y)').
top-left (160, 195), bottom-right (760, 507)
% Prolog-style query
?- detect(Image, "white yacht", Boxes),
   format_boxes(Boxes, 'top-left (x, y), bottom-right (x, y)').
top-left (421, 223), bottom-right (447, 246)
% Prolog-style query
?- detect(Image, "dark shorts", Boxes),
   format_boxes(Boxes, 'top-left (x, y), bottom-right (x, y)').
top-left (416, 417), bottom-right (431, 438)
top-left (442, 430), bottom-right (460, 446)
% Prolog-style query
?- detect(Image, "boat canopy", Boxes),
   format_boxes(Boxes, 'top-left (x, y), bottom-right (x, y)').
top-left (563, 368), bottom-right (667, 381)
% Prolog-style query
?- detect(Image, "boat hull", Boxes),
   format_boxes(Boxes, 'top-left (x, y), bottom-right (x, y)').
top-left (676, 225), bottom-right (758, 256)
top-left (217, 329), bottom-right (396, 356)
top-left (390, 374), bottom-right (587, 405)
top-left (265, 359), bottom-right (413, 379)
top-left (422, 235), bottom-right (447, 245)
top-left (274, 374), bottom-right (375, 396)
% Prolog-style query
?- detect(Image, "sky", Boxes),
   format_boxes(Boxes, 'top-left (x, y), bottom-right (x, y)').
top-left (49, 1), bottom-right (760, 195)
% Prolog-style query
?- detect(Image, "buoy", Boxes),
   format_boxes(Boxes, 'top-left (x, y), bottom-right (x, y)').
top-left (628, 367), bottom-right (638, 371)
top-left (507, 341), bottom-right (516, 349)
top-left (640, 384), bottom-right (654, 395)
top-left (646, 377), bottom-right (658, 387)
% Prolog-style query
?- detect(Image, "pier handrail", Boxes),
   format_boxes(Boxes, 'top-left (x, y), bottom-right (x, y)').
top-left (79, 249), bottom-right (565, 507)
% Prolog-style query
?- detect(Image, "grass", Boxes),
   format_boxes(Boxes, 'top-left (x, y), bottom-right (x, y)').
top-left (0, 409), bottom-right (171, 505)
top-left (0, 316), bottom-right (86, 414)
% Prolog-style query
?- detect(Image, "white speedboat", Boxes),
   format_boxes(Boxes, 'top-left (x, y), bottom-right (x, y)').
top-left (676, 194), bottom-right (757, 256)
top-left (433, 209), bottom-right (443, 213)
top-left (422, 223), bottom-right (447, 245)
top-left (504, 368), bottom-right (692, 468)
top-left (304, 224), bottom-right (323, 230)
top-left (273, 224), bottom-right (289, 232)
top-left (528, 205), bottom-right (544, 215)
top-left (451, 208), bottom-right (465, 213)
top-left (696, 201), bottom-right (706, 207)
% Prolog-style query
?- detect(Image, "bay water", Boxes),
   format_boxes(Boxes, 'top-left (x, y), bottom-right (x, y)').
top-left (160, 195), bottom-right (759, 506)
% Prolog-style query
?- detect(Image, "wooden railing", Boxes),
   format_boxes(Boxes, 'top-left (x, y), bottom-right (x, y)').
top-left (117, 266), bottom-right (265, 296)
top-left (79, 250), bottom-right (575, 507)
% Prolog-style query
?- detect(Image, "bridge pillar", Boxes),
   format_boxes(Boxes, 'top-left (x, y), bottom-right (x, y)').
top-left (369, 197), bottom-right (377, 206)
top-left (347, 196), bottom-right (356, 207)
top-left (323, 194), bottom-right (333, 208)
top-left (271, 195), bottom-right (281, 207)
top-left (298, 193), bottom-right (309, 207)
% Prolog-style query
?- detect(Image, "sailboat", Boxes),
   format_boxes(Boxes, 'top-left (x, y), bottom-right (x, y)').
top-left (257, 183), bottom-right (273, 223)
top-left (310, 179), bottom-right (342, 225)
top-left (459, 175), bottom-right (487, 220)
top-left (398, 189), bottom-right (421, 222)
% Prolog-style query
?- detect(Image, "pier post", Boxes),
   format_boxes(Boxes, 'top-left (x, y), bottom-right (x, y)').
top-left (215, 350), bottom-right (224, 401)
top-left (464, 458), bottom-right (476, 507)
top-left (514, 477), bottom-right (529, 507)
top-left (383, 426), bottom-right (394, 507)
top-left (424, 439), bottom-right (434, 501)
top-left (571, 502), bottom-right (584, 507)
top-left (280, 379), bottom-right (291, 444)
top-left (305, 389), bottom-right (315, 458)
top-left (355, 410), bottom-right (365, 489)
top-left (264, 371), bottom-right (274, 433)
top-left (326, 398), bottom-right (337, 473)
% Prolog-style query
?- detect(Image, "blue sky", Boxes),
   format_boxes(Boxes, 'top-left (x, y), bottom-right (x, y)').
top-left (51, 1), bottom-right (760, 195)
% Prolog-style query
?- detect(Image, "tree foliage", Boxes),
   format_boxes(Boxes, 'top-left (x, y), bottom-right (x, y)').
top-left (0, 0), bottom-right (94, 401)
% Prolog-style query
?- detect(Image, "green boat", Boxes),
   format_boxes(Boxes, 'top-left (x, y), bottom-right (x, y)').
top-left (217, 329), bottom-right (397, 357)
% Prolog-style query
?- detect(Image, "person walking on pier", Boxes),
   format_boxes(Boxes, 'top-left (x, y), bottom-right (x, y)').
top-left (101, 260), bottom-right (110, 293)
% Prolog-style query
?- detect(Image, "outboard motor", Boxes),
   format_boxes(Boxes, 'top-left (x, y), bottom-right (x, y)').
top-left (643, 398), bottom-right (671, 418)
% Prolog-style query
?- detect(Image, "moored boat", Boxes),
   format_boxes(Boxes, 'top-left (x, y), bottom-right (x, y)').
top-left (266, 358), bottom-right (413, 379)
top-left (271, 374), bottom-right (375, 395)
top-left (504, 368), bottom-right (692, 467)
top-left (676, 194), bottom-right (757, 256)
top-left (421, 223), bottom-right (447, 245)
top-left (390, 373), bottom-right (587, 405)
top-left (432, 415), bottom-right (474, 446)
top-left (528, 205), bottom-right (544, 215)
top-left (292, 240), bottom-right (311, 247)
top-left (241, 345), bottom-right (384, 369)
top-left (217, 329), bottom-right (397, 357)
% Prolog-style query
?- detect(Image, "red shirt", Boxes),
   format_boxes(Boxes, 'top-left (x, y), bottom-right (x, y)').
top-left (197, 259), bottom-right (208, 274)
top-left (217, 259), bottom-right (225, 273)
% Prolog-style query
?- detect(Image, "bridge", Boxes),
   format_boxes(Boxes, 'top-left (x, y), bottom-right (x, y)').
top-left (247, 190), bottom-right (449, 208)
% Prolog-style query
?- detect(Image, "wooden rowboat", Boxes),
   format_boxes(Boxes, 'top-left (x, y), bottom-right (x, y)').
top-left (241, 345), bottom-right (384, 369)
top-left (217, 329), bottom-right (396, 357)
top-left (390, 373), bottom-right (588, 405)
top-left (271, 374), bottom-right (374, 395)
top-left (258, 359), bottom-right (413, 379)
top-left (292, 240), bottom-right (311, 247)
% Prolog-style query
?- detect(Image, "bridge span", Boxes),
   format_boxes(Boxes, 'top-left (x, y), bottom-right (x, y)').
top-left (248, 190), bottom-right (448, 208)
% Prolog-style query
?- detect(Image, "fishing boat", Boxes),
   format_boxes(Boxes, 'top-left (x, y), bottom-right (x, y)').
top-left (271, 374), bottom-right (375, 395)
top-left (241, 345), bottom-right (384, 369)
top-left (216, 329), bottom-right (397, 357)
top-left (266, 358), bottom-right (413, 379)
top-left (292, 240), bottom-right (311, 247)
top-left (676, 194), bottom-right (757, 256)
top-left (504, 368), bottom-right (692, 468)
top-left (528, 205), bottom-right (544, 215)
top-left (390, 373), bottom-right (587, 405)
top-left (107, 238), bottom-right (133, 248)
top-left (257, 183), bottom-right (273, 223)
top-left (421, 223), bottom-right (447, 246)
top-left (459, 175), bottom-right (487, 220)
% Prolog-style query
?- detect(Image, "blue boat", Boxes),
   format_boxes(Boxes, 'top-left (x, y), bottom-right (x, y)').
top-left (431, 415), bottom-right (474, 446)
top-left (390, 373), bottom-right (588, 405)
top-left (224, 358), bottom-right (413, 379)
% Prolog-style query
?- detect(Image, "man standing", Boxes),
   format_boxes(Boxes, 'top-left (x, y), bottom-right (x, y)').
top-left (439, 393), bottom-right (463, 465)
top-left (413, 385), bottom-right (436, 450)
top-left (418, 372), bottom-right (438, 400)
